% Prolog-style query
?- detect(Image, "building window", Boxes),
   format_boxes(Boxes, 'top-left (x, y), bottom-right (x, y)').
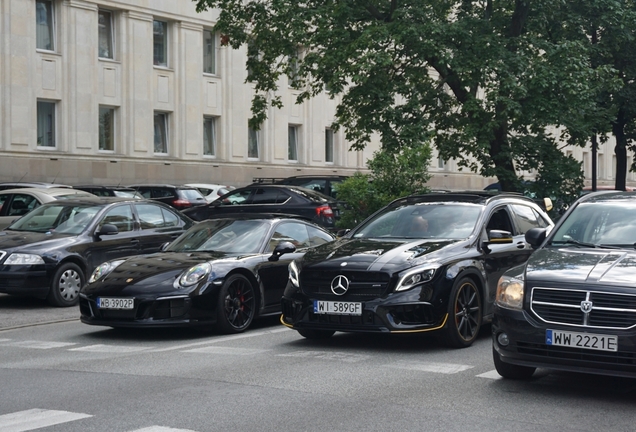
top-left (583, 152), bottom-right (590, 179)
top-left (98, 10), bottom-right (113, 59)
top-left (36, 0), bottom-right (55, 51)
top-left (248, 126), bottom-right (259, 159)
top-left (288, 126), bottom-right (298, 161)
top-left (246, 42), bottom-right (259, 81)
top-left (99, 106), bottom-right (115, 151)
top-left (37, 100), bottom-right (56, 147)
top-left (288, 50), bottom-right (300, 87)
top-left (598, 154), bottom-right (605, 180)
top-left (438, 156), bottom-right (446, 169)
top-left (203, 30), bottom-right (216, 74)
top-left (153, 20), bottom-right (168, 67)
top-left (325, 129), bottom-right (334, 163)
top-left (154, 112), bottom-right (169, 154)
top-left (203, 116), bottom-right (216, 156)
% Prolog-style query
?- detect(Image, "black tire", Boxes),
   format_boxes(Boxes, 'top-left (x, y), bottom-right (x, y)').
top-left (216, 274), bottom-right (256, 334)
top-left (47, 263), bottom-right (84, 307)
top-left (493, 346), bottom-right (536, 379)
top-left (297, 329), bottom-right (335, 339)
top-left (440, 277), bottom-right (482, 348)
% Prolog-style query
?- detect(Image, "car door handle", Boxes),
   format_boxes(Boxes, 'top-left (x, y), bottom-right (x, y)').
top-left (130, 239), bottom-right (140, 245)
top-left (516, 242), bottom-right (526, 249)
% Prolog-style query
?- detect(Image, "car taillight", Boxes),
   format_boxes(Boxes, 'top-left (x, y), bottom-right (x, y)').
top-left (316, 204), bottom-right (334, 217)
top-left (172, 199), bottom-right (192, 209)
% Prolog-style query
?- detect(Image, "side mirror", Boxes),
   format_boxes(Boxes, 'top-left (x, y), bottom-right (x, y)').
top-left (268, 241), bottom-right (296, 262)
top-left (482, 229), bottom-right (513, 253)
top-left (96, 224), bottom-right (119, 236)
top-left (336, 229), bottom-right (350, 238)
top-left (525, 227), bottom-right (547, 249)
top-left (160, 242), bottom-right (171, 251)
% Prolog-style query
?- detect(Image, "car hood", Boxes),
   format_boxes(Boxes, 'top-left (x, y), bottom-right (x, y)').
top-left (301, 237), bottom-right (463, 274)
top-left (0, 230), bottom-right (77, 253)
top-left (526, 247), bottom-right (636, 287)
top-left (82, 251), bottom-right (251, 296)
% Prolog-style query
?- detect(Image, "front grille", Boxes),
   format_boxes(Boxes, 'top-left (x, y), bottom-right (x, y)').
top-left (300, 269), bottom-right (391, 300)
top-left (517, 341), bottom-right (636, 366)
top-left (531, 287), bottom-right (636, 329)
top-left (151, 298), bottom-right (187, 320)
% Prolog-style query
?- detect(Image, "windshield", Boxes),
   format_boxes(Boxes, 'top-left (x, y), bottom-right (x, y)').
top-left (167, 219), bottom-right (269, 253)
top-left (7, 204), bottom-right (102, 234)
top-left (353, 203), bottom-right (482, 240)
top-left (551, 201), bottom-right (636, 246)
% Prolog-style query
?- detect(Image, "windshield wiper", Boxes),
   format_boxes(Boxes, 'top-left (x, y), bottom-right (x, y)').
top-left (551, 239), bottom-right (598, 248)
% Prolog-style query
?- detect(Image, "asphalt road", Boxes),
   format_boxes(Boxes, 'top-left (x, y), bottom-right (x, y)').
top-left (1, 297), bottom-right (636, 432)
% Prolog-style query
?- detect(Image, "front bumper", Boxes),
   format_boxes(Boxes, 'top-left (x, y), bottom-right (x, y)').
top-left (79, 293), bottom-right (217, 328)
top-left (493, 305), bottom-right (636, 378)
top-left (281, 286), bottom-right (448, 334)
top-left (0, 264), bottom-right (51, 298)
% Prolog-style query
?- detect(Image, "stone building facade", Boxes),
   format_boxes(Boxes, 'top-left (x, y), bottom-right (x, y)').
top-left (0, 0), bottom-right (633, 190)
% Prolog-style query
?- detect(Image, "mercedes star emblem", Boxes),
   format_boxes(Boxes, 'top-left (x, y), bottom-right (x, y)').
top-left (331, 275), bottom-right (350, 296)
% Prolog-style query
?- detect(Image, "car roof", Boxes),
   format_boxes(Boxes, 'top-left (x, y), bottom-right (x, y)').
top-left (236, 183), bottom-right (335, 199)
top-left (0, 187), bottom-right (93, 195)
top-left (75, 185), bottom-right (138, 191)
top-left (0, 182), bottom-right (73, 189)
top-left (37, 196), bottom-right (148, 206)
top-left (128, 184), bottom-right (199, 189)
top-left (576, 190), bottom-right (636, 203)
top-left (388, 191), bottom-right (535, 207)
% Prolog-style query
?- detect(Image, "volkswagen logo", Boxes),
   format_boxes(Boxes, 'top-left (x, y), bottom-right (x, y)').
top-left (580, 300), bottom-right (593, 313)
top-left (331, 275), bottom-right (350, 296)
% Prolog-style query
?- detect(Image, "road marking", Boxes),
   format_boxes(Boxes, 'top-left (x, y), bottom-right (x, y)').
top-left (182, 346), bottom-right (270, 355)
top-left (277, 350), bottom-right (371, 363)
top-left (0, 340), bottom-right (76, 349)
top-left (147, 327), bottom-right (290, 353)
top-left (477, 370), bottom-right (502, 379)
top-left (69, 344), bottom-right (153, 353)
top-left (384, 361), bottom-right (474, 374)
top-left (130, 427), bottom-right (198, 432)
top-left (0, 409), bottom-right (92, 432)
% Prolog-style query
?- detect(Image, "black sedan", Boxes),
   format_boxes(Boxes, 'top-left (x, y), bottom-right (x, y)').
top-left (182, 184), bottom-right (341, 230)
top-left (0, 197), bottom-right (194, 307)
top-left (281, 192), bottom-right (554, 347)
top-left (80, 215), bottom-right (336, 333)
top-left (493, 191), bottom-right (636, 379)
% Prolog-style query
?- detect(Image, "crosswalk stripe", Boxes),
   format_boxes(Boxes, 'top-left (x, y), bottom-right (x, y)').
top-left (384, 361), bottom-right (474, 374)
top-left (476, 370), bottom-right (502, 379)
top-left (182, 346), bottom-right (270, 355)
top-left (0, 409), bottom-right (92, 432)
top-left (0, 341), bottom-right (76, 349)
top-left (130, 427), bottom-right (198, 432)
top-left (148, 327), bottom-right (290, 353)
top-left (69, 344), bottom-right (152, 353)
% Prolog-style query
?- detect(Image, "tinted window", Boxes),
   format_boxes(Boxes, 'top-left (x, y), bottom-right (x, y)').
top-left (268, 222), bottom-right (310, 251)
top-left (9, 194), bottom-right (40, 216)
top-left (552, 201), bottom-right (636, 245)
top-left (220, 189), bottom-right (252, 206)
top-left (287, 186), bottom-right (330, 203)
top-left (486, 207), bottom-right (515, 234)
top-left (511, 204), bottom-right (543, 234)
top-left (99, 205), bottom-right (134, 232)
top-left (136, 203), bottom-right (166, 228)
top-left (307, 225), bottom-right (335, 246)
top-left (252, 188), bottom-right (289, 205)
top-left (168, 219), bottom-right (269, 253)
top-left (0, 194), bottom-right (8, 215)
top-left (179, 189), bottom-right (205, 201)
top-left (162, 207), bottom-right (179, 227)
top-left (152, 188), bottom-right (174, 199)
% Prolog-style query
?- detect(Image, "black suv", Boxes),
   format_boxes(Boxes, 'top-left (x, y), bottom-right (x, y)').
top-left (281, 192), bottom-right (554, 347)
top-left (182, 184), bottom-right (341, 230)
top-left (252, 175), bottom-right (349, 199)
top-left (128, 184), bottom-right (207, 211)
top-left (493, 191), bottom-right (636, 379)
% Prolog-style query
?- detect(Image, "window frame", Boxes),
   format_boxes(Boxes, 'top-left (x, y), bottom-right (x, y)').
top-left (98, 9), bottom-right (114, 59)
top-left (153, 19), bottom-right (168, 67)
top-left (203, 29), bottom-right (216, 75)
top-left (248, 125), bottom-right (260, 160)
top-left (153, 112), bottom-right (169, 154)
top-left (36, 0), bottom-right (55, 52)
top-left (37, 100), bottom-right (57, 148)
top-left (325, 128), bottom-right (334, 164)
top-left (99, 106), bottom-right (115, 152)
top-left (203, 116), bottom-right (217, 157)
top-left (288, 125), bottom-right (299, 162)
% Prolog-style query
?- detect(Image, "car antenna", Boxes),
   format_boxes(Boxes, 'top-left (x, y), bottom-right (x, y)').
top-left (17, 172), bottom-right (27, 182)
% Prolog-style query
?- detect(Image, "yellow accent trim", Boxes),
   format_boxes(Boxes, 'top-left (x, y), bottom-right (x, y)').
top-left (489, 238), bottom-right (512, 243)
top-left (278, 313), bottom-right (448, 334)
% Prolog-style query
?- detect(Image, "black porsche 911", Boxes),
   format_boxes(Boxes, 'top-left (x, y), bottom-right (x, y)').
top-left (80, 215), bottom-right (336, 333)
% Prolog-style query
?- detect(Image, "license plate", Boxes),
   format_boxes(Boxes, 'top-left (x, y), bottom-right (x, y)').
top-left (546, 329), bottom-right (618, 352)
top-left (97, 297), bottom-right (134, 310)
top-left (313, 300), bottom-right (362, 316)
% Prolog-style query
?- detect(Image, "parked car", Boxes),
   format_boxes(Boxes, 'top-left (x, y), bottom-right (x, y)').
top-left (74, 185), bottom-right (144, 199)
top-left (252, 175), bottom-right (349, 199)
top-left (0, 197), bottom-right (194, 307)
top-left (0, 182), bottom-right (73, 191)
top-left (182, 184), bottom-right (341, 230)
top-left (80, 214), bottom-right (336, 333)
top-left (281, 192), bottom-right (554, 347)
top-left (492, 191), bottom-right (636, 379)
top-left (128, 184), bottom-right (207, 210)
top-left (184, 183), bottom-right (231, 203)
top-left (0, 187), bottom-right (96, 230)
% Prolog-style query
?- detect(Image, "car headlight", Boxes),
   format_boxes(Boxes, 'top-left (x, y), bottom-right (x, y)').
top-left (4, 253), bottom-right (45, 265)
top-left (496, 274), bottom-right (525, 310)
top-left (395, 267), bottom-right (437, 292)
top-left (289, 260), bottom-right (300, 288)
top-left (179, 263), bottom-right (211, 287)
top-left (89, 259), bottom-right (126, 284)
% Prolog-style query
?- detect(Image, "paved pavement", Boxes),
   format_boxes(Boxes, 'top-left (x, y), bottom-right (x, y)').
top-left (0, 294), bottom-right (79, 329)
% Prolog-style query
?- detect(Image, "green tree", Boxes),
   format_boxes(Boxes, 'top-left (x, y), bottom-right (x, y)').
top-left (336, 142), bottom-right (432, 228)
top-left (193, 0), bottom-right (612, 194)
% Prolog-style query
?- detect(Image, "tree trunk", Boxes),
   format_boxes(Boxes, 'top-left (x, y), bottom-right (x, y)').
top-left (491, 123), bottom-right (517, 192)
top-left (613, 111), bottom-right (628, 191)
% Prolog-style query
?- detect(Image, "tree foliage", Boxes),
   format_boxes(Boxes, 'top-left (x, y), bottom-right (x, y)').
top-left (193, 0), bottom-right (619, 194)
